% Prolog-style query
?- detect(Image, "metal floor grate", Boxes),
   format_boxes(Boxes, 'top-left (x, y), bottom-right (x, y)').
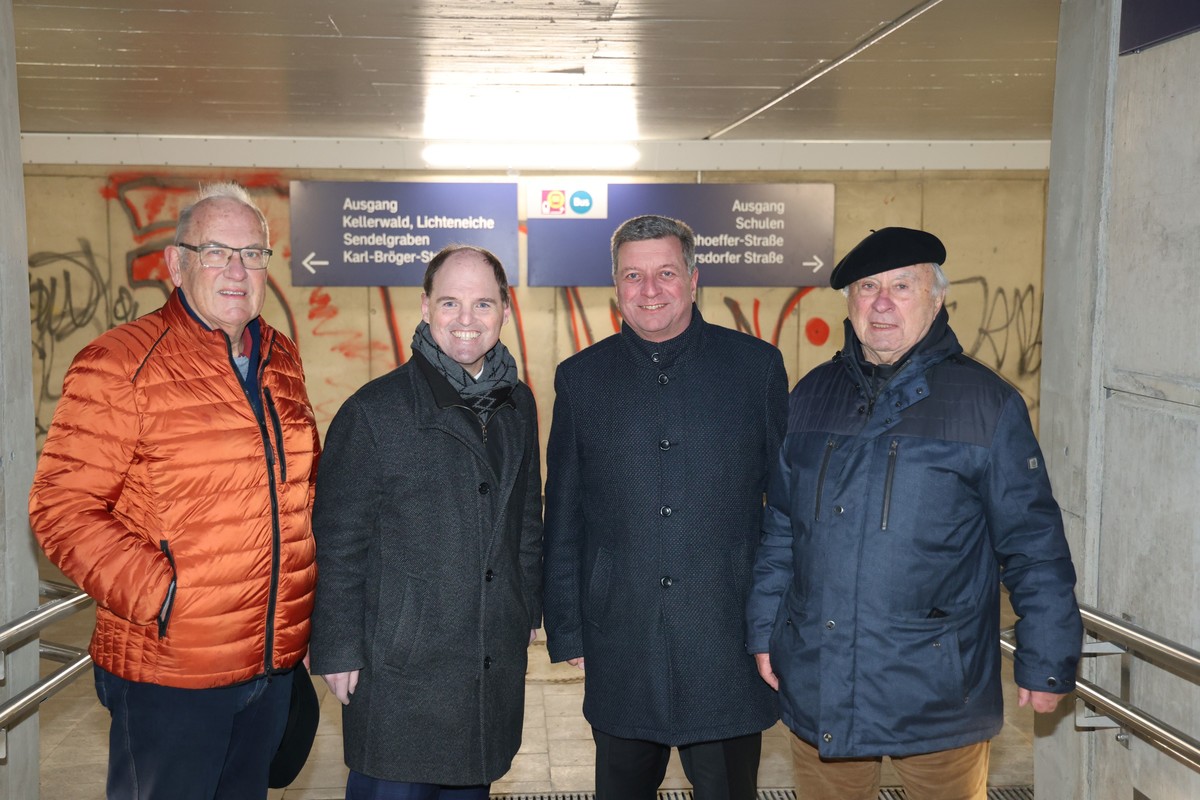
top-left (493, 789), bottom-right (1034, 800)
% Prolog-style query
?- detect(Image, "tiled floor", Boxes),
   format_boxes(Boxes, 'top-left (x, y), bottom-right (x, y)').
top-left (35, 574), bottom-right (1033, 799)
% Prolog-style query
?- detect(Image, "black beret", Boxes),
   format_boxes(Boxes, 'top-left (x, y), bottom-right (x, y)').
top-left (829, 227), bottom-right (946, 290)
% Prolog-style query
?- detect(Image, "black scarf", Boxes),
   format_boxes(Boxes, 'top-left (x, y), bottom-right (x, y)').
top-left (411, 321), bottom-right (518, 423)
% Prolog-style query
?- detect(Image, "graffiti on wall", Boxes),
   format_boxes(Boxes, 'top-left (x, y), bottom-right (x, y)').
top-left (28, 239), bottom-right (139, 438)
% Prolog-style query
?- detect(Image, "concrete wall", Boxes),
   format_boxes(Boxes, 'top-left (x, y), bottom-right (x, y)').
top-left (25, 167), bottom-right (1050, 470)
top-left (1, 1), bottom-right (40, 797)
top-left (1041, 0), bottom-right (1200, 797)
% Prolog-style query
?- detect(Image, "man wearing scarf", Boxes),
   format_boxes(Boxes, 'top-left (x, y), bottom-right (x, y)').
top-left (309, 245), bottom-right (542, 800)
top-left (745, 227), bottom-right (1082, 800)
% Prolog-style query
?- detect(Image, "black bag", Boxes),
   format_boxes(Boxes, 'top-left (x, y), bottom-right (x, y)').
top-left (268, 662), bottom-right (320, 788)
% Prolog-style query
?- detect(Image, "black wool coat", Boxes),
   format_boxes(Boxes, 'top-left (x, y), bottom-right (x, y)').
top-left (309, 353), bottom-right (542, 784)
top-left (543, 309), bottom-right (788, 745)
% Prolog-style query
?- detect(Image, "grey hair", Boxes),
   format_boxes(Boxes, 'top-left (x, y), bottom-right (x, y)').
top-left (610, 214), bottom-right (697, 279)
top-left (840, 262), bottom-right (949, 298)
top-left (174, 182), bottom-right (269, 246)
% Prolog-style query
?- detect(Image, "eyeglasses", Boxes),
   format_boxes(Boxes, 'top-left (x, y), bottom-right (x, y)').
top-left (177, 242), bottom-right (272, 270)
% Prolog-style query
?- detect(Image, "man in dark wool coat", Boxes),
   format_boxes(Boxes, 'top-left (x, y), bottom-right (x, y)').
top-left (543, 214), bottom-right (789, 800)
top-left (309, 245), bottom-right (543, 800)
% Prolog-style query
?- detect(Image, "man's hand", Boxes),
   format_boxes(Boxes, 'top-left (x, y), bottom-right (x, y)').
top-left (530, 629), bottom-right (538, 644)
top-left (567, 657), bottom-right (585, 671)
top-left (754, 653), bottom-right (778, 691)
top-left (1018, 687), bottom-right (1066, 713)
top-left (321, 670), bottom-right (360, 705)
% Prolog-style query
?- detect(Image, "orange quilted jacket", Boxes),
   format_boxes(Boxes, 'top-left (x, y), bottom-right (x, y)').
top-left (30, 290), bottom-right (320, 689)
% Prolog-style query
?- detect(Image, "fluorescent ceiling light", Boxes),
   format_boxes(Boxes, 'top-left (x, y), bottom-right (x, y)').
top-left (424, 81), bottom-right (638, 142)
top-left (422, 141), bottom-right (640, 170)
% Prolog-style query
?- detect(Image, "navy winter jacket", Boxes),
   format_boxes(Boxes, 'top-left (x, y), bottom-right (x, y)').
top-left (745, 310), bottom-right (1081, 758)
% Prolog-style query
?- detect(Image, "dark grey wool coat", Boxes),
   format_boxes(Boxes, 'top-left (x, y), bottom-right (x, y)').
top-left (309, 353), bottom-right (542, 785)
top-left (543, 308), bottom-right (788, 745)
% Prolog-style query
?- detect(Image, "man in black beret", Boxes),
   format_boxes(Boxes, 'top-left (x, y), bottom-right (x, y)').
top-left (746, 227), bottom-right (1082, 799)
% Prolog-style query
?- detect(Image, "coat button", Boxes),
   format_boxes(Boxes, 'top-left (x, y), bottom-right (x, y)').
top-left (660, 576), bottom-right (673, 588)
top-left (483, 656), bottom-right (492, 669)
top-left (823, 733), bottom-right (833, 743)
top-left (659, 506), bottom-right (672, 517)
top-left (651, 352), bottom-right (661, 363)
top-left (834, 506), bottom-right (844, 515)
top-left (485, 569), bottom-right (494, 582)
top-left (1046, 676), bottom-right (1059, 688)
top-left (659, 439), bottom-right (671, 450)
top-left (478, 482), bottom-right (490, 495)
top-left (825, 620), bottom-right (836, 630)
top-left (657, 373), bottom-right (669, 385)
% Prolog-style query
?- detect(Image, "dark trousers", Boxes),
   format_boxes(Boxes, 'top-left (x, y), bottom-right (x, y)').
top-left (94, 664), bottom-right (292, 800)
top-left (593, 728), bottom-right (762, 800)
top-left (346, 770), bottom-right (490, 799)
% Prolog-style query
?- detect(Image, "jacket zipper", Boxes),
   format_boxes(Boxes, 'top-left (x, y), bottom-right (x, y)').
top-left (814, 437), bottom-right (835, 521)
top-left (264, 388), bottom-right (287, 483)
top-left (227, 331), bottom-right (283, 674)
top-left (881, 438), bottom-right (899, 530)
top-left (257, 341), bottom-right (282, 673)
top-left (158, 540), bottom-right (177, 638)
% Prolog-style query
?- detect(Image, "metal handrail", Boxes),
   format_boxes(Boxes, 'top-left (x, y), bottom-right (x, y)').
top-left (0, 579), bottom-right (93, 654)
top-left (0, 580), bottom-right (94, 759)
top-left (1000, 602), bottom-right (1200, 772)
top-left (1079, 605), bottom-right (1200, 678)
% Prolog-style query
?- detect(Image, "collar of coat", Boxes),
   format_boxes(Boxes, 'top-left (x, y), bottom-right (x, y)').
top-left (170, 288), bottom-right (264, 359)
top-left (836, 306), bottom-right (962, 392)
top-left (618, 303), bottom-right (704, 369)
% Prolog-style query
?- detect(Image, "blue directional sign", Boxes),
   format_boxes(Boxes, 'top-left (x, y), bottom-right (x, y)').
top-left (526, 183), bottom-right (834, 287)
top-left (289, 181), bottom-right (519, 286)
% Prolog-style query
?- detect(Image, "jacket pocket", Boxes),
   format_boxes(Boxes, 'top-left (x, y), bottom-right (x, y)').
top-left (814, 437), bottom-right (835, 521)
top-left (881, 438), bottom-right (899, 530)
top-left (384, 576), bottom-right (429, 674)
top-left (882, 611), bottom-right (968, 713)
top-left (157, 540), bottom-right (177, 639)
top-left (584, 547), bottom-right (615, 631)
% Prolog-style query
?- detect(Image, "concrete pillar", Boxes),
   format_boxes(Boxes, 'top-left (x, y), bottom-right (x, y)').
top-left (0, 1), bottom-right (41, 798)
top-left (1041, 1), bottom-right (1200, 797)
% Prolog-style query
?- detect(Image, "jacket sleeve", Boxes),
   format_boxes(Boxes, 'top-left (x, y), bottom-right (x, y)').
top-left (765, 349), bottom-right (789, 476)
top-left (984, 393), bottom-right (1083, 694)
top-left (745, 387), bottom-right (796, 654)
top-left (29, 341), bottom-right (174, 626)
top-left (520, 392), bottom-right (544, 629)
top-left (308, 395), bottom-right (377, 675)
top-left (542, 367), bottom-right (585, 663)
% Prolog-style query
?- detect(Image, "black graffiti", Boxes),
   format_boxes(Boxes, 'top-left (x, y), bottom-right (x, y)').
top-left (28, 239), bottom-right (138, 435)
top-left (947, 277), bottom-right (1042, 381)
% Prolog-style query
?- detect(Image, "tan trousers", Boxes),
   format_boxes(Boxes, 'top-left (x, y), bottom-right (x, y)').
top-left (790, 733), bottom-right (990, 800)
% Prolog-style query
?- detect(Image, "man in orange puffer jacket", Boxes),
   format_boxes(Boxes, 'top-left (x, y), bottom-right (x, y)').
top-left (29, 182), bottom-right (320, 800)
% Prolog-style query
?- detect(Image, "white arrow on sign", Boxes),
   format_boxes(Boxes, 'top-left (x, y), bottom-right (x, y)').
top-left (302, 252), bottom-right (329, 274)
top-left (803, 255), bottom-right (824, 273)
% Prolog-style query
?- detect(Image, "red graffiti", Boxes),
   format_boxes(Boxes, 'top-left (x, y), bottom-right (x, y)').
top-left (307, 288), bottom-right (388, 362)
top-left (805, 317), bottom-right (831, 346)
top-left (377, 287), bottom-right (406, 368)
top-left (130, 250), bottom-right (171, 284)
